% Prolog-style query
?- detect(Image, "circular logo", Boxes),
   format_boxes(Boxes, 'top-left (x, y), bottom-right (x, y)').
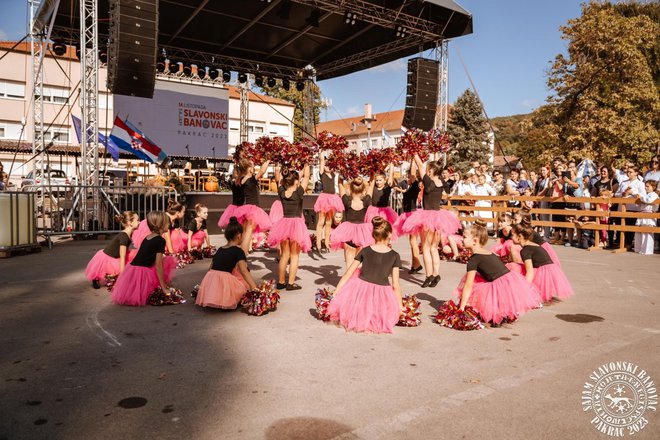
top-left (582, 361), bottom-right (657, 436)
top-left (202, 119), bottom-right (210, 129)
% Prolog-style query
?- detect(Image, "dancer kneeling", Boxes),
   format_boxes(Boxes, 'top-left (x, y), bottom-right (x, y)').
top-left (196, 217), bottom-right (257, 309)
top-left (111, 212), bottom-right (177, 306)
top-left (327, 217), bottom-right (403, 334)
top-left (455, 220), bottom-right (541, 326)
top-left (186, 203), bottom-right (211, 252)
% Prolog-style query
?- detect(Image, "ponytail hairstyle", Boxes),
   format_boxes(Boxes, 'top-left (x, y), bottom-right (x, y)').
top-left (282, 171), bottom-right (299, 189)
top-left (469, 219), bottom-right (489, 246)
top-left (146, 211), bottom-right (169, 234)
top-left (512, 217), bottom-right (534, 240)
top-left (167, 199), bottom-right (185, 215)
top-left (427, 160), bottom-right (442, 177)
top-left (238, 158), bottom-right (253, 177)
top-left (194, 203), bottom-right (207, 216)
top-left (115, 210), bottom-right (137, 228)
top-left (225, 217), bottom-right (243, 241)
top-left (371, 216), bottom-right (392, 242)
top-left (349, 177), bottom-right (366, 195)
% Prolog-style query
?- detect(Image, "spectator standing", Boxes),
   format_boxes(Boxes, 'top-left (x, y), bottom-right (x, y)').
top-left (644, 156), bottom-right (660, 182)
top-left (474, 173), bottom-right (496, 224)
top-left (563, 161), bottom-right (580, 247)
top-left (634, 180), bottom-right (658, 255)
top-left (535, 165), bottom-right (553, 241)
top-left (491, 170), bottom-right (505, 195)
top-left (615, 165), bottom-right (646, 249)
top-left (593, 166), bottom-right (617, 247)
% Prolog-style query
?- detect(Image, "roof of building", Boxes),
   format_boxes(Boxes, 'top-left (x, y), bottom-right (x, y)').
top-left (224, 86), bottom-right (295, 108)
top-left (493, 155), bottom-right (522, 168)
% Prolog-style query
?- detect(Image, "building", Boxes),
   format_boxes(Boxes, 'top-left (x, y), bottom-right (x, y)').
top-left (0, 42), bottom-right (294, 188)
top-left (316, 109), bottom-right (406, 153)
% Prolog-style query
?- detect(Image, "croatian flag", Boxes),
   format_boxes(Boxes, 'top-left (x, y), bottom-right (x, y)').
top-left (110, 116), bottom-right (167, 164)
top-left (72, 115), bottom-right (120, 161)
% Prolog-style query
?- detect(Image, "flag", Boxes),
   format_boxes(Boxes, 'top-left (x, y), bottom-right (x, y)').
top-left (110, 116), bottom-right (167, 164)
top-left (72, 115), bottom-right (120, 161)
top-left (381, 128), bottom-right (395, 146)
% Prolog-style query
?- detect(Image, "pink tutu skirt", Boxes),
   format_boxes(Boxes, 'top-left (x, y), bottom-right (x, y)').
top-left (85, 250), bottom-right (121, 282)
top-left (365, 206), bottom-right (399, 241)
top-left (491, 239), bottom-right (521, 262)
top-left (269, 200), bottom-right (284, 224)
top-left (218, 204), bottom-right (242, 228)
top-left (442, 233), bottom-right (464, 248)
top-left (196, 268), bottom-right (249, 309)
top-left (453, 271), bottom-right (542, 324)
top-left (541, 242), bottom-right (561, 266)
top-left (127, 220), bottom-right (150, 262)
top-left (314, 193), bottom-right (344, 214)
top-left (111, 257), bottom-right (177, 306)
top-left (236, 204), bottom-right (272, 233)
top-left (188, 230), bottom-right (207, 249)
top-left (327, 277), bottom-right (401, 333)
top-left (168, 228), bottom-right (187, 253)
top-left (506, 262), bottom-right (573, 302)
top-left (329, 222), bottom-right (375, 250)
top-left (267, 217), bottom-right (312, 252)
top-left (401, 209), bottom-right (461, 236)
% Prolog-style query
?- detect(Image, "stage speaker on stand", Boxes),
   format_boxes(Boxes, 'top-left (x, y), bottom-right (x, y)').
top-left (403, 58), bottom-right (439, 131)
top-left (107, 0), bottom-right (159, 98)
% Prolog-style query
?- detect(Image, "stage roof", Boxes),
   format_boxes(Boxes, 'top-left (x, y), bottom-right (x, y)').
top-left (38, 0), bottom-right (472, 81)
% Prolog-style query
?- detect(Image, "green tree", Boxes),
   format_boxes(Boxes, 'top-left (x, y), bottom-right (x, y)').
top-left (544, 1), bottom-right (660, 164)
top-left (446, 89), bottom-right (491, 171)
top-left (258, 82), bottom-right (325, 142)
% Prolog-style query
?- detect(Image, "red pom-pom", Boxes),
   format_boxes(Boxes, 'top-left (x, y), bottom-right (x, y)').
top-left (435, 300), bottom-right (484, 330)
top-left (427, 128), bottom-right (451, 154)
top-left (316, 131), bottom-right (348, 152)
top-left (104, 274), bottom-right (118, 292)
top-left (315, 288), bottom-right (334, 321)
top-left (241, 280), bottom-right (280, 316)
top-left (148, 286), bottom-right (186, 306)
top-left (397, 294), bottom-right (422, 327)
top-left (396, 129), bottom-right (429, 161)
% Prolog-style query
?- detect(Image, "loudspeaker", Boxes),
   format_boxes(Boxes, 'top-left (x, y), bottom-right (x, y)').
top-left (403, 58), bottom-right (439, 131)
top-left (107, 0), bottom-right (158, 98)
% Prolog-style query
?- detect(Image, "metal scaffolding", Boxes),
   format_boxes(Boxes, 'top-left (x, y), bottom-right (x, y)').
top-left (435, 39), bottom-right (449, 131)
top-left (239, 79), bottom-right (250, 143)
top-left (29, 0), bottom-right (45, 208)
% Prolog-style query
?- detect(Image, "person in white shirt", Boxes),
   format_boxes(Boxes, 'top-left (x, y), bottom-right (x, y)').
top-left (643, 156), bottom-right (660, 182)
top-left (479, 164), bottom-right (492, 183)
top-left (615, 165), bottom-right (647, 248)
top-left (474, 174), bottom-right (496, 224)
top-left (634, 180), bottom-right (658, 255)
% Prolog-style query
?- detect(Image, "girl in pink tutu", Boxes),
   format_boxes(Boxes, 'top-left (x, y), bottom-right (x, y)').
top-left (86, 211), bottom-right (139, 288)
top-left (330, 177), bottom-right (375, 269)
top-left (268, 165), bottom-right (312, 291)
top-left (491, 213), bottom-right (522, 263)
top-left (165, 201), bottom-right (187, 254)
top-left (513, 207), bottom-right (560, 266)
top-left (440, 232), bottom-right (466, 261)
top-left (196, 217), bottom-right (257, 309)
top-left (111, 212), bottom-right (178, 306)
top-left (455, 220), bottom-right (541, 326)
top-left (392, 162), bottom-right (422, 273)
top-left (511, 220), bottom-right (573, 302)
top-left (314, 153), bottom-right (344, 253)
top-left (218, 167), bottom-right (245, 228)
top-left (366, 165), bottom-right (399, 234)
top-left (186, 203), bottom-right (211, 252)
top-left (402, 154), bottom-right (461, 288)
top-left (235, 157), bottom-right (272, 253)
top-left (327, 217), bottom-right (403, 333)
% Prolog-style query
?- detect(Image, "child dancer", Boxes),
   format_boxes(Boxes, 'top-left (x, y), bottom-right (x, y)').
top-left (314, 153), bottom-right (344, 253)
top-left (634, 180), bottom-right (658, 255)
top-left (85, 211), bottom-right (139, 288)
top-left (218, 167), bottom-right (245, 228)
top-left (165, 201), bottom-right (187, 254)
top-left (491, 213), bottom-right (521, 263)
top-left (111, 212), bottom-right (177, 306)
top-left (455, 220), bottom-right (541, 326)
top-left (186, 203), bottom-right (211, 252)
top-left (268, 165), bottom-right (312, 291)
top-left (330, 177), bottom-right (375, 269)
top-left (393, 163), bottom-right (422, 273)
top-left (366, 165), bottom-right (398, 228)
top-left (235, 158), bottom-right (272, 253)
top-left (511, 220), bottom-right (574, 302)
top-left (402, 154), bottom-right (461, 288)
top-left (514, 207), bottom-right (560, 266)
top-left (196, 217), bottom-right (257, 309)
top-left (327, 217), bottom-right (403, 333)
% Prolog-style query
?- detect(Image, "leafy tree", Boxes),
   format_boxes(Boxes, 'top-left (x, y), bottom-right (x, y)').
top-left (446, 89), bottom-right (491, 171)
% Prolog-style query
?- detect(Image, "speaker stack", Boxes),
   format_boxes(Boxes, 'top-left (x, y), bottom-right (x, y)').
top-left (107, 0), bottom-right (159, 98)
top-left (403, 58), bottom-right (439, 131)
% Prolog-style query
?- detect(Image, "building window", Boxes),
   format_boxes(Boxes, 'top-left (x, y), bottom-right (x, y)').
top-left (99, 93), bottom-right (112, 109)
top-left (0, 127), bottom-right (5, 138)
top-left (371, 139), bottom-right (378, 147)
top-left (268, 123), bottom-right (289, 137)
top-left (248, 124), bottom-right (264, 134)
top-left (229, 119), bottom-right (239, 131)
top-left (350, 141), bottom-right (357, 148)
top-left (38, 128), bottom-right (69, 143)
top-left (360, 140), bottom-right (367, 149)
top-left (36, 86), bottom-right (69, 104)
top-left (0, 81), bottom-right (26, 99)
top-left (0, 121), bottom-right (23, 139)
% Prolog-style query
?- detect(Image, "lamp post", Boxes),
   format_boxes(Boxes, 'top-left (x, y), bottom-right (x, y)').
top-left (361, 103), bottom-right (376, 153)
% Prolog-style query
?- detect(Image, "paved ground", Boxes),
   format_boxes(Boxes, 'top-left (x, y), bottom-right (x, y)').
top-left (0, 236), bottom-right (659, 440)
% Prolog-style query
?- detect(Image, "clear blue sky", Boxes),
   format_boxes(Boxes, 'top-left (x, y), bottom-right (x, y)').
top-left (0, 0), bottom-right (583, 119)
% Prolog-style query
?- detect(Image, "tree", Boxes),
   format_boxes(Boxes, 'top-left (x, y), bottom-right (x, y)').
top-left (446, 89), bottom-right (491, 171)
top-left (543, 1), bottom-right (660, 164)
top-left (258, 82), bottom-right (326, 142)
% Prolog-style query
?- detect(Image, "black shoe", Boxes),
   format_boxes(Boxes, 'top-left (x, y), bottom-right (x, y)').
top-left (286, 283), bottom-right (302, 291)
top-left (408, 265), bottom-right (423, 274)
top-left (92, 279), bottom-right (101, 289)
top-left (428, 275), bottom-right (441, 288)
top-left (276, 282), bottom-right (287, 290)
top-left (421, 276), bottom-right (434, 288)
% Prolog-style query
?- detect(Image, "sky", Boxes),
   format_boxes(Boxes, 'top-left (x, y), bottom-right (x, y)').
top-left (0, 0), bottom-right (584, 120)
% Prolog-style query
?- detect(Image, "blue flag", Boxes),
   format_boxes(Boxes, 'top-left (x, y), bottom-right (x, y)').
top-left (72, 115), bottom-right (120, 161)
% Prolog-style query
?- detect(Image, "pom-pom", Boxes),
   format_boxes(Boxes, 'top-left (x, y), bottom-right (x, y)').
top-left (104, 274), bottom-right (118, 292)
top-left (314, 288), bottom-right (334, 321)
top-left (251, 232), bottom-right (269, 250)
top-left (316, 131), bottom-right (348, 152)
top-left (240, 280), bottom-right (280, 316)
top-left (427, 128), bottom-right (451, 154)
top-left (203, 246), bottom-right (216, 259)
top-left (191, 284), bottom-right (200, 299)
top-left (435, 300), bottom-right (484, 330)
top-left (396, 294), bottom-right (422, 327)
top-left (190, 249), bottom-right (204, 260)
top-left (148, 286), bottom-right (186, 306)
top-left (396, 129), bottom-right (429, 161)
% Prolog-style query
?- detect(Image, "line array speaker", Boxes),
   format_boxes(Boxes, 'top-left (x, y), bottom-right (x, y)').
top-left (107, 0), bottom-right (158, 98)
top-left (403, 58), bottom-right (439, 131)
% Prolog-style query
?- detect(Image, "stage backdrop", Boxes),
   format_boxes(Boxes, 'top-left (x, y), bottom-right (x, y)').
top-left (113, 80), bottom-right (229, 158)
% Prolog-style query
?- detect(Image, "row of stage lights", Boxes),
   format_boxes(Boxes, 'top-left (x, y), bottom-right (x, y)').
top-left (156, 59), bottom-right (306, 91)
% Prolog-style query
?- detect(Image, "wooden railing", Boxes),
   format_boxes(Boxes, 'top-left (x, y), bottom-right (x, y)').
top-left (442, 195), bottom-right (660, 253)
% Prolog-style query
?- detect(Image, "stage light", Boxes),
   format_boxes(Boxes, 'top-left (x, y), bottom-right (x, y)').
top-left (296, 80), bottom-right (305, 92)
top-left (344, 11), bottom-right (358, 26)
top-left (198, 66), bottom-right (207, 79)
top-left (222, 70), bottom-right (231, 82)
top-left (267, 77), bottom-right (276, 88)
top-left (255, 75), bottom-right (264, 87)
top-left (238, 73), bottom-right (248, 83)
top-left (208, 68), bottom-right (219, 80)
top-left (282, 78), bottom-right (290, 90)
top-left (169, 60), bottom-right (180, 74)
top-left (306, 8), bottom-right (322, 27)
top-left (156, 57), bottom-right (166, 73)
top-left (277, 0), bottom-right (291, 19)
top-left (395, 25), bottom-right (407, 38)
top-left (52, 41), bottom-right (67, 56)
top-left (183, 63), bottom-right (193, 76)
top-left (99, 49), bottom-right (108, 64)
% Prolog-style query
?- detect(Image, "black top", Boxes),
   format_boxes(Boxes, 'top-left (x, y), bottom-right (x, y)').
top-left (131, 235), bottom-right (166, 267)
top-left (230, 181), bottom-right (245, 206)
top-left (278, 186), bottom-right (304, 218)
top-left (466, 253), bottom-right (510, 282)
top-left (442, 179), bottom-right (455, 195)
top-left (185, 218), bottom-right (207, 233)
top-left (169, 218), bottom-right (181, 232)
top-left (355, 246), bottom-right (401, 286)
top-left (372, 185), bottom-right (392, 208)
top-left (342, 194), bottom-right (371, 223)
top-left (211, 246), bottom-right (247, 273)
top-left (497, 228), bottom-right (511, 240)
top-left (321, 173), bottom-right (336, 194)
top-left (520, 245), bottom-right (553, 268)
top-left (243, 176), bottom-right (260, 205)
top-left (103, 232), bottom-right (131, 258)
top-left (401, 181), bottom-right (420, 213)
top-left (531, 231), bottom-right (545, 245)
top-left (593, 178), bottom-right (617, 197)
top-left (422, 175), bottom-right (444, 210)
